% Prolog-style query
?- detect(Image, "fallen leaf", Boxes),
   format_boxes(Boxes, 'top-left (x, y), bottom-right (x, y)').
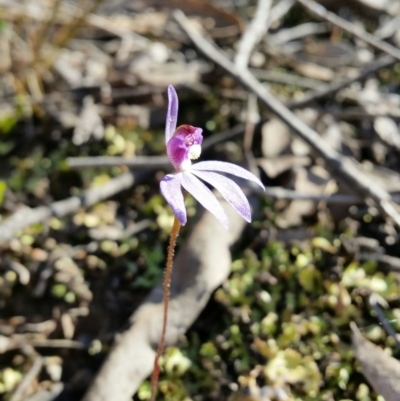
top-left (351, 322), bottom-right (400, 401)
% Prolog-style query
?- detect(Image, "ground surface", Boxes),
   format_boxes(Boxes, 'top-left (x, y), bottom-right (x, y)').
top-left (1, 1), bottom-right (400, 400)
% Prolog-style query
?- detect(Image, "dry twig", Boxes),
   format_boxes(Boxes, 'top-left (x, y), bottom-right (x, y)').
top-left (359, 253), bottom-right (400, 273)
top-left (296, 0), bottom-right (400, 62)
top-left (251, 68), bottom-right (324, 89)
top-left (288, 54), bottom-right (396, 109)
top-left (9, 356), bottom-right (44, 401)
top-left (234, 0), bottom-right (269, 172)
top-left (268, 0), bottom-right (295, 27)
top-left (234, 0), bottom-right (273, 69)
top-left (67, 156), bottom-right (169, 169)
top-left (2, 337), bottom-right (86, 353)
top-left (369, 293), bottom-right (400, 348)
top-left (0, 171), bottom-right (142, 245)
top-left (259, 187), bottom-right (400, 203)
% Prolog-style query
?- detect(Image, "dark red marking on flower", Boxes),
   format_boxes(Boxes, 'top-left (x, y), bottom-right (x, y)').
top-left (173, 124), bottom-right (203, 146)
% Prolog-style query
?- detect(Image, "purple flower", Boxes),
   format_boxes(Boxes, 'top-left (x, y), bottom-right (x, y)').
top-left (160, 85), bottom-right (264, 229)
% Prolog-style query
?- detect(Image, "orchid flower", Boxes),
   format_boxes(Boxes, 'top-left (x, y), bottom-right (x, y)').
top-left (160, 85), bottom-right (265, 229)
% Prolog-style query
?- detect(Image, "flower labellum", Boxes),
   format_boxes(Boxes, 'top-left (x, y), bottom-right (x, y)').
top-left (160, 84), bottom-right (265, 229)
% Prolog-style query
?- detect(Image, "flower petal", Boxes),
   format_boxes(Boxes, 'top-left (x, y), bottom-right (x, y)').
top-left (160, 173), bottom-right (187, 225)
top-left (166, 85), bottom-right (179, 144)
top-left (181, 172), bottom-right (229, 229)
top-left (192, 161), bottom-right (264, 189)
top-left (191, 170), bottom-right (251, 222)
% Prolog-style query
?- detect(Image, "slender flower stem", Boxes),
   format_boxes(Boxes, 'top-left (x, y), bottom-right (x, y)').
top-left (150, 216), bottom-right (181, 401)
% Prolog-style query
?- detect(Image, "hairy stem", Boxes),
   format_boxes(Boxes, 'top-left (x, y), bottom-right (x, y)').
top-left (150, 216), bottom-right (181, 401)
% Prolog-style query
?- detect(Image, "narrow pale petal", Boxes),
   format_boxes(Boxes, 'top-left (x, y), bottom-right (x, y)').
top-left (160, 173), bottom-right (187, 225)
top-left (165, 85), bottom-right (179, 144)
top-left (181, 172), bottom-right (229, 229)
top-left (192, 161), bottom-right (264, 189)
top-left (191, 170), bottom-right (251, 222)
